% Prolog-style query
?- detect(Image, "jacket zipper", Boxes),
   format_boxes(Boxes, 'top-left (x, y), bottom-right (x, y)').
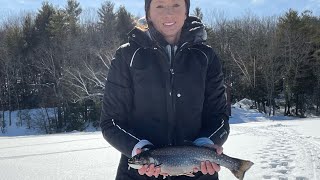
top-left (169, 45), bottom-right (176, 145)
top-left (155, 43), bottom-right (189, 146)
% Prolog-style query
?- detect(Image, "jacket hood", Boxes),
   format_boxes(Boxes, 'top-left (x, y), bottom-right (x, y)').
top-left (128, 16), bottom-right (207, 48)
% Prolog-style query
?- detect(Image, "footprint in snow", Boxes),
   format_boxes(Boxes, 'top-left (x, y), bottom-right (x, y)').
top-left (262, 175), bottom-right (272, 179)
top-left (295, 177), bottom-right (309, 180)
top-left (279, 161), bottom-right (289, 167)
top-left (277, 169), bottom-right (288, 174)
top-left (278, 177), bottom-right (288, 180)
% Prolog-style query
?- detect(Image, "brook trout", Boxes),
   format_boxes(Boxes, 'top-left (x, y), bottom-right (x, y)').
top-left (128, 145), bottom-right (253, 180)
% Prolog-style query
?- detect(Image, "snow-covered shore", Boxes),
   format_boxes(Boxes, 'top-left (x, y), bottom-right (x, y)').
top-left (0, 101), bottom-right (319, 179)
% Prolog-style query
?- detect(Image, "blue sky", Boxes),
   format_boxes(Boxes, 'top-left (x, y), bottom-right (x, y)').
top-left (0, 0), bottom-right (319, 21)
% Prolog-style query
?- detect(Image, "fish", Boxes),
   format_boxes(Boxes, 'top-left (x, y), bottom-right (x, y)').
top-left (128, 145), bottom-right (254, 180)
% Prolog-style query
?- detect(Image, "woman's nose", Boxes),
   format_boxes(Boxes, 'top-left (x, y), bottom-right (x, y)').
top-left (164, 6), bottom-right (174, 15)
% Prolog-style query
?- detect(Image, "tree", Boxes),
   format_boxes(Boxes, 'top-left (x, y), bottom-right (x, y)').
top-left (115, 6), bottom-right (134, 44)
top-left (48, 9), bottom-right (67, 40)
top-left (193, 7), bottom-right (203, 20)
top-left (1, 20), bottom-right (25, 126)
top-left (98, 1), bottom-right (115, 32)
top-left (98, 1), bottom-right (116, 46)
top-left (64, 0), bottom-right (82, 36)
top-left (34, 2), bottom-right (56, 46)
top-left (277, 9), bottom-right (315, 116)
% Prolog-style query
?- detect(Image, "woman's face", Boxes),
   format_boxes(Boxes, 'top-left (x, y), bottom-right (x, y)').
top-left (148, 0), bottom-right (187, 43)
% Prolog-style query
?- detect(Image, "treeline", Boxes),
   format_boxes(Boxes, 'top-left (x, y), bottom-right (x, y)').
top-left (0, 1), bottom-right (319, 133)
top-left (206, 10), bottom-right (320, 117)
top-left (0, 0), bottom-right (134, 133)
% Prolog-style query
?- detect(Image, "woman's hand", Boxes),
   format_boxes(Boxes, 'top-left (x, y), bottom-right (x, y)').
top-left (193, 144), bottom-right (223, 175)
top-left (136, 148), bottom-right (168, 178)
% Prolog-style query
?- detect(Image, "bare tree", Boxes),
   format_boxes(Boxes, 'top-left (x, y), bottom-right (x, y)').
top-left (64, 47), bottom-right (114, 103)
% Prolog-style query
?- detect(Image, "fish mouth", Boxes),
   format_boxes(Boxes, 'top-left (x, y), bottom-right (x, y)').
top-left (128, 158), bottom-right (134, 164)
top-left (128, 159), bottom-right (143, 165)
top-left (128, 163), bottom-right (143, 170)
top-left (128, 159), bottom-right (144, 170)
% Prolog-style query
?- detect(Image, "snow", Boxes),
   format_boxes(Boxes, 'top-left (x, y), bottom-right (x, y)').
top-left (1, 108), bottom-right (56, 136)
top-left (0, 102), bottom-right (320, 180)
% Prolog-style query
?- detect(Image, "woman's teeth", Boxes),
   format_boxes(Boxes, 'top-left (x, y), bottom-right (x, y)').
top-left (164, 22), bottom-right (175, 26)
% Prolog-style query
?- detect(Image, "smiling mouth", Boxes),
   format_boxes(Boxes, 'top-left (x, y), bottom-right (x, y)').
top-left (163, 22), bottom-right (175, 26)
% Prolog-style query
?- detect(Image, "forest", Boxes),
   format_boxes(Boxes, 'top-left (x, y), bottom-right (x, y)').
top-left (0, 0), bottom-right (319, 133)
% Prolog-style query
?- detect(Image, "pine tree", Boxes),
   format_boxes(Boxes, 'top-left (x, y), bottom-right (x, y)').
top-left (115, 6), bottom-right (134, 44)
top-left (22, 13), bottom-right (35, 53)
top-left (48, 9), bottom-right (68, 44)
top-left (193, 7), bottom-right (203, 20)
top-left (65, 0), bottom-right (82, 36)
top-left (277, 9), bottom-right (316, 116)
top-left (98, 1), bottom-right (116, 45)
top-left (98, 1), bottom-right (115, 31)
top-left (34, 2), bottom-right (56, 46)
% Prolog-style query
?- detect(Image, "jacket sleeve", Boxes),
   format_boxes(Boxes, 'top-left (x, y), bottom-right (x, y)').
top-left (198, 49), bottom-right (230, 147)
top-left (100, 47), bottom-right (140, 158)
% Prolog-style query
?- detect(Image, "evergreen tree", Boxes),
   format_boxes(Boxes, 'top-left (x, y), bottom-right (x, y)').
top-left (48, 9), bottom-right (67, 41)
top-left (193, 7), bottom-right (203, 20)
top-left (22, 13), bottom-right (35, 53)
top-left (34, 2), bottom-right (56, 46)
top-left (98, 1), bottom-right (115, 31)
top-left (115, 6), bottom-right (134, 44)
top-left (277, 9), bottom-right (316, 116)
top-left (98, 1), bottom-right (116, 45)
top-left (64, 0), bottom-right (82, 36)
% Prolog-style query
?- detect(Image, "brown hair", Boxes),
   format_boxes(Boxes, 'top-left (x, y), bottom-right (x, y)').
top-left (134, 17), bottom-right (149, 31)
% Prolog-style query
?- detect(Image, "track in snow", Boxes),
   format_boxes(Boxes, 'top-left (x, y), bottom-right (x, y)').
top-left (232, 123), bottom-right (320, 180)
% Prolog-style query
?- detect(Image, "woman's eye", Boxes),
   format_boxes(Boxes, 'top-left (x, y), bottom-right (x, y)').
top-left (156, 5), bottom-right (164, 8)
top-left (173, 4), bottom-right (180, 8)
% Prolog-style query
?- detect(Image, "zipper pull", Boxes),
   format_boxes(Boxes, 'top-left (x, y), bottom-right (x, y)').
top-left (170, 68), bottom-right (174, 75)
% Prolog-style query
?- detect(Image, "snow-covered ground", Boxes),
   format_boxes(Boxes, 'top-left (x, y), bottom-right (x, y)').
top-left (0, 100), bottom-right (320, 180)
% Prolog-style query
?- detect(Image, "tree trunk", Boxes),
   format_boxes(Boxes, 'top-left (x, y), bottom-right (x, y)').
top-left (295, 93), bottom-right (299, 116)
top-left (272, 102), bottom-right (275, 116)
top-left (45, 108), bottom-right (53, 133)
top-left (19, 110), bottom-right (22, 127)
top-left (8, 78), bottom-right (12, 126)
top-left (43, 117), bottom-right (48, 134)
top-left (284, 103), bottom-right (287, 116)
top-left (226, 83), bottom-right (232, 116)
top-left (1, 110), bottom-right (4, 129)
top-left (57, 105), bottom-right (63, 132)
top-left (9, 110), bottom-right (11, 126)
top-left (84, 103), bottom-right (88, 122)
top-left (286, 102), bottom-right (291, 116)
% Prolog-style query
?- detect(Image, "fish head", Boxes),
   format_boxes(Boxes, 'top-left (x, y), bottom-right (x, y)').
top-left (128, 151), bottom-right (156, 169)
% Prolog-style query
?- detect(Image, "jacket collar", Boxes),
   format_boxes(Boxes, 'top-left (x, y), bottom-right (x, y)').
top-left (127, 16), bottom-right (207, 49)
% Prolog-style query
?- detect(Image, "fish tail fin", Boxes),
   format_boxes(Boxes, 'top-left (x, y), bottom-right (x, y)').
top-left (230, 160), bottom-right (254, 180)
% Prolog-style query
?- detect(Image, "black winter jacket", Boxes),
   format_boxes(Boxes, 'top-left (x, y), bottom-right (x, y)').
top-left (100, 16), bottom-right (229, 168)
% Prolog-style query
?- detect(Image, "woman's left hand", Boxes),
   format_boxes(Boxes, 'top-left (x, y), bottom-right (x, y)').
top-left (193, 144), bottom-right (223, 175)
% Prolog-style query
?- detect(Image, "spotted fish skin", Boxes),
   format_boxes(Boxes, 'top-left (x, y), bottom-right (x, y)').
top-left (128, 145), bottom-right (254, 180)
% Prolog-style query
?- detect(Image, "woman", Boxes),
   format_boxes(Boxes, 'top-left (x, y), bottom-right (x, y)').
top-left (100, 0), bottom-right (230, 179)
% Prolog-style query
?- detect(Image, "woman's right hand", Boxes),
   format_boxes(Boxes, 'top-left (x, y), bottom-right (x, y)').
top-left (136, 148), bottom-right (167, 178)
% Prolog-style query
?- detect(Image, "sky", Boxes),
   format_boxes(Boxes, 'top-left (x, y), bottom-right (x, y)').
top-left (0, 0), bottom-right (319, 22)
top-left (1, 99), bottom-right (320, 179)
